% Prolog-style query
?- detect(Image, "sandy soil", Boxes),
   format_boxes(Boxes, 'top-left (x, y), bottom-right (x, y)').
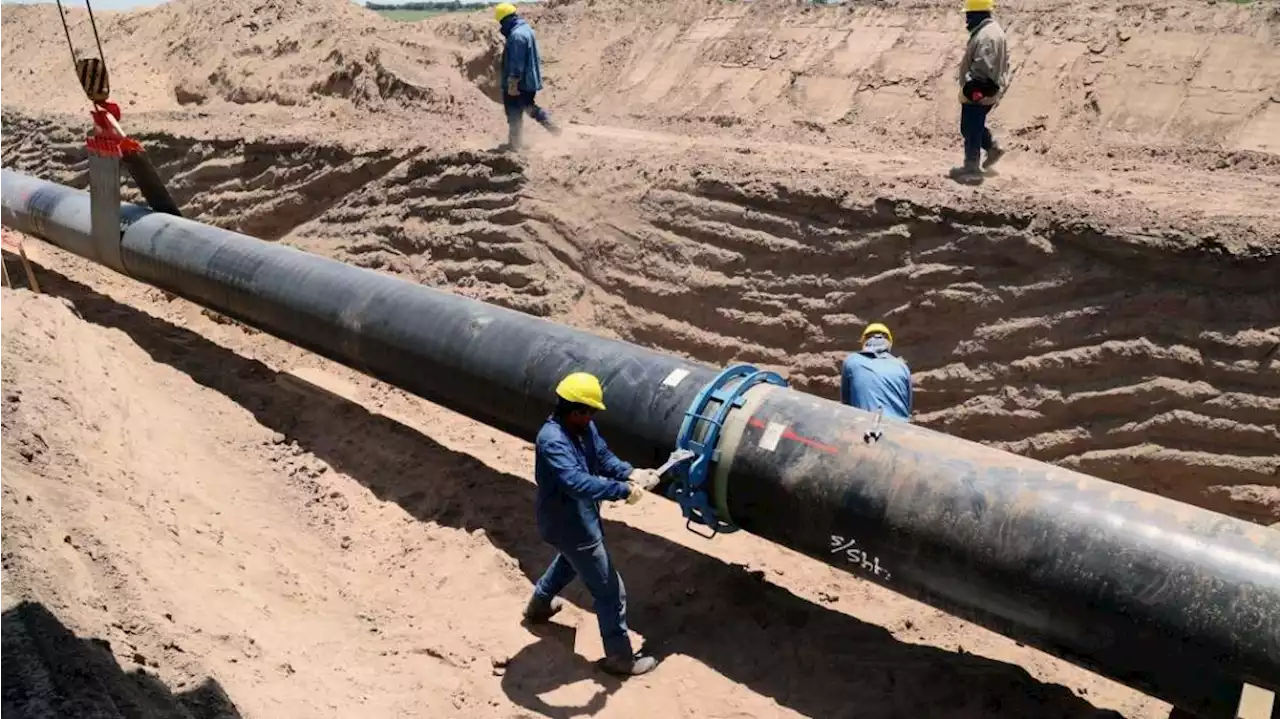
top-left (1, 0), bottom-right (1278, 715)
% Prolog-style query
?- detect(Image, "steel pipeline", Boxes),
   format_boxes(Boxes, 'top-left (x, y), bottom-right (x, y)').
top-left (3, 168), bottom-right (1277, 717)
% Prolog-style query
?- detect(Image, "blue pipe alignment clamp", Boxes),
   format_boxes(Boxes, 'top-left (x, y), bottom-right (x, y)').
top-left (659, 364), bottom-right (789, 537)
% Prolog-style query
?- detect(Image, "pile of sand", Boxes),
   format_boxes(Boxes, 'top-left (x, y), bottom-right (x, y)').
top-left (0, 0), bottom-right (494, 120)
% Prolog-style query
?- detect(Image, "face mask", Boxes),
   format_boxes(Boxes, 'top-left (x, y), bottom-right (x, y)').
top-left (862, 335), bottom-right (892, 354)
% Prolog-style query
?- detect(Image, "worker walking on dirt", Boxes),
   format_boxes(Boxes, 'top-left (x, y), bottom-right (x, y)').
top-left (495, 3), bottom-right (561, 152)
top-left (523, 371), bottom-right (662, 676)
top-left (841, 323), bottom-right (913, 421)
top-left (951, 0), bottom-right (1009, 183)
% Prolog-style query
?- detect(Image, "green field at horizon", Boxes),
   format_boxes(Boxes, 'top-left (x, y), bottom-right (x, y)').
top-left (374, 8), bottom-right (449, 21)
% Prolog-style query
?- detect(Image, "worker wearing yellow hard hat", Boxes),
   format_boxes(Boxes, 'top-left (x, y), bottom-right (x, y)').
top-left (841, 322), bottom-right (913, 421)
top-left (553, 371), bottom-right (607, 410)
top-left (494, 2), bottom-right (562, 152)
top-left (523, 371), bottom-right (661, 677)
top-left (494, 2), bottom-right (517, 22)
top-left (861, 322), bottom-right (894, 345)
top-left (951, 0), bottom-right (1010, 184)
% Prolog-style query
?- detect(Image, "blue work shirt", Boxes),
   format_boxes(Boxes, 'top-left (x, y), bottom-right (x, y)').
top-left (534, 417), bottom-right (633, 550)
top-left (840, 350), bottom-right (913, 421)
top-left (500, 16), bottom-right (544, 94)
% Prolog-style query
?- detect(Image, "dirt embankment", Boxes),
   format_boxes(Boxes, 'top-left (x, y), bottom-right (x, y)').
top-left (5, 106), bottom-right (1277, 521)
top-left (442, 0), bottom-right (1280, 163)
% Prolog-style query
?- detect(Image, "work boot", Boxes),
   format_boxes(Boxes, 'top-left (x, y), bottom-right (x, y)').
top-left (531, 107), bottom-right (561, 137)
top-left (601, 653), bottom-right (659, 677)
top-left (948, 160), bottom-right (984, 184)
top-left (983, 144), bottom-right (1006, 170)
top-left (522, 594), bottom-right (564, 624)
top-left (506, 123), bottom-right (524, 154)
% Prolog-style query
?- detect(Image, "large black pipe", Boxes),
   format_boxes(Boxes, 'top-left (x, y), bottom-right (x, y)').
top-left (3, 169), bottom-right (1278, 717)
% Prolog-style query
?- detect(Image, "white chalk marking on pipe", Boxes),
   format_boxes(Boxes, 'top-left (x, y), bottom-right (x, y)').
top-left (662, 368), bottom-right (691, 388)
top-left (830, 534), bottom-right (893, 581)
top-left (759, 422), bottom-right (786, 451)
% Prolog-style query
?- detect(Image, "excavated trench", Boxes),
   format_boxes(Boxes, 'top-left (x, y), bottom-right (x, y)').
top-left (3, 109), bottom-right (1277, 524)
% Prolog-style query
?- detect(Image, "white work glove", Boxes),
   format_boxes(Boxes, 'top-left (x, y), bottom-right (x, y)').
top-left (506, 77), bottom-right (521, 97)
top-left (625, 482), bottom-right (644, 505)
top-left (628, 469), bottom-right (662, 491)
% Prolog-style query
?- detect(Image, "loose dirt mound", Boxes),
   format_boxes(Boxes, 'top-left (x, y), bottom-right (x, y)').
top-left (0, 0), bottom-right (493, 121)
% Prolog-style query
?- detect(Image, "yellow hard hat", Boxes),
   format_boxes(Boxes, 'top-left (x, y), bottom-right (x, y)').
top-left (861, 322), bottom-right (893, 344)
top-left (556, 372), bottom-right (607, 411)
top-left (964, 0), bottom-right (994, 11)
top-left (494, 2), bottom-right (517, 22)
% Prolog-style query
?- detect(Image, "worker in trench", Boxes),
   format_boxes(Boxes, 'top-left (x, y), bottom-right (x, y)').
top-left (841, 323), bottom-right (913, 421)
top-left (522, 371), bottom-right (662, 676)
top-left (950, 0), bottom-right (1010, 183)
top-left (494, 3), bottom-right (562, 152)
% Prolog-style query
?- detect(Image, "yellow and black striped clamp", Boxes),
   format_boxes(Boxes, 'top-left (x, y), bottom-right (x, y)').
top-left (76, 57), bottom-right (110, 103)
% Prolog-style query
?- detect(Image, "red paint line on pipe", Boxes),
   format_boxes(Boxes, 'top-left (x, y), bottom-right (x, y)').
top-left (782, 429), bottom-right (840, 454)
top-left (746, 417), bottom-right (839, 454)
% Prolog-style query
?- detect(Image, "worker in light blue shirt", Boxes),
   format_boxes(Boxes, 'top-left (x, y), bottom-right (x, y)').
top-left (841, 322), bottom-right (913, 421)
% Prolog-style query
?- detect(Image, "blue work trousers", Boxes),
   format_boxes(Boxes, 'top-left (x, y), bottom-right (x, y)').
top-left (504, 91), bottom-right (554, 150)
top-left (960, 103), bottom-right (994, 164)
top-left (533, 539), bottom-right (632, 658)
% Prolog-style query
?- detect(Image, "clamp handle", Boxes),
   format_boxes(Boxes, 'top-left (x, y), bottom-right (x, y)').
top-left (863, 407), bottom-right (885, 444)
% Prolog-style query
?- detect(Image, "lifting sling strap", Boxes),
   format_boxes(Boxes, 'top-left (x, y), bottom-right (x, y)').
top-left (54, 0), bottom-right (182, 217)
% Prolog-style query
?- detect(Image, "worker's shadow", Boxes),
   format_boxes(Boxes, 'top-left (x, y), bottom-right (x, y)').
top-left (29, 264), bottom-right (1131, 719)
top-left (501, 622), bottom-right (624, 719)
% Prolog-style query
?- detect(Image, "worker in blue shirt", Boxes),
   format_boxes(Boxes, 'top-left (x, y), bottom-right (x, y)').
top-left (522, 371), bottom-right (662, 676)
top-left (841, 322), bottom-right (913, 421)
top-left (494, 3), bottom-right (562, 152)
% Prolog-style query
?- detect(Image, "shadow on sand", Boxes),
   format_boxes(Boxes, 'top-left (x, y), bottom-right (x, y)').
top-left (1, 600), bottom-right (241, 719)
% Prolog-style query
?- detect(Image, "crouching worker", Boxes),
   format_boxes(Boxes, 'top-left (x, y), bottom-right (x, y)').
top-left (841, 323), bottom-right (913, 421)
top-left (523, 371), bottom-right (662, 676)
